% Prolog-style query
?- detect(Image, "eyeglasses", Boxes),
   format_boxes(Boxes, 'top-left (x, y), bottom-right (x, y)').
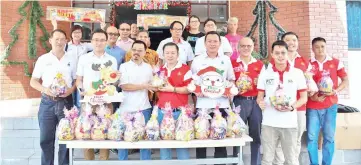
top-left (171, 28), bottom-right (183, 32)
top-left (131, 49), bottom-right (144, 53)
top-left (240, 45), bottom-right (253, 49)
top-left (92, 39), bottom-right (107, 43)
top-left (120, 28), bottom-right (130, 31)
top-left (107, 33), bottom-right (119, 36)
top-left (190, 21), bottom-right (199, 23)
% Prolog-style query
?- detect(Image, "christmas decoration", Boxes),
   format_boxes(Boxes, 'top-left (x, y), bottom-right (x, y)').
top-left (246, 1), bottom-right (286, 60)
top-left (1, 0), bottom-right (50, 77)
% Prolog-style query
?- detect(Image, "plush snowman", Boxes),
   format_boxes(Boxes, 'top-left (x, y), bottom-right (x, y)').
top-left (188, 66), bottom-right (238, 98)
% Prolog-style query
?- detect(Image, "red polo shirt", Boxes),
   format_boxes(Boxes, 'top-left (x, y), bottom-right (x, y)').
top-left (232, 57), bottom-right (263, 97)
top-left (269, 54), bottom-right (310, 111)
top-left (306, 56), bottom-right (347, 110)
top-left (157, 62), bottom-right (192, 109)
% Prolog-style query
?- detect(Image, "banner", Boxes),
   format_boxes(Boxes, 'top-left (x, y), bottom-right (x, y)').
top-left (46, 6), bottom-right (106, 23)
top-left (137, 14), bottom-right (188, 28)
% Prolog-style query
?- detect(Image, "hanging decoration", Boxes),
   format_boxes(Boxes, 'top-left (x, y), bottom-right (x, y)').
top-left (246, 0), bottom-right (286, 60)
top-left (110, 0), bottom-right (191, 26)
top-left (1, 0), bottom-right (51, 77)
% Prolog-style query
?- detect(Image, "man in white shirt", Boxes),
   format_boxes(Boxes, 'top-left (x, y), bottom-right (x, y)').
top-left (30, 29), bottom-right (76, 165)
top-left (191, 31), bottom-right (235, 164)
top-left (76, 29), bottom-right (118, 161)
top-left (117, 40), bottom-right (155, 160)
top-left (194, 18), bottom-right (233, 56)
top-left (157, 21), bottom-right (194, 65)
top-left (256, 40), bottom-right (307, 165)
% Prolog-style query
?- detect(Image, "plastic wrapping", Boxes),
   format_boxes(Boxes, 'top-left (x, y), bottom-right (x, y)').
top-left (318, 71), bottom-right (333, 94)
top-left (194, 108), bottom-right (211, 140)
top-left (75, 104), bottom-right (93, 140)
top-left (91, 116), bottom-right (111, 140)
top-left (151, 66), bottom-right (166, 87)
top-left (124, 111), bottom-right (145, 142)
top-left (160, 102), bottom-right (176, 140)
top-left (226, 106), bottom-right (247, 138)
top-left (305, 71), bottom-right (318, 92)
top-left (57, 107), bottom-right (79, 140)
top-left (270, 84), bottom-right (291, 109)
top-left (50, 72), bottom-right (67, 96)
top-left (95, 105), bottom-right (112, 118)
top-left (236, 73), bottom-right (253, 93)
top-left (175, 105), bottom-right (194, 141)
top-left (210, 106), bottom-right (227, 140)
top-left (145, 106), bottom-right (160, 141)
top-left (107, 112), bottom-right (126, 141)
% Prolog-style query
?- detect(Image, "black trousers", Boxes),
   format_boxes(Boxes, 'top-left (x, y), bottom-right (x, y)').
top-left (196, 108), bottom-right (228, 165)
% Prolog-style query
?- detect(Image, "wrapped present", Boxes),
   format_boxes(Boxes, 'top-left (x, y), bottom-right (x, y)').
top-left (226, 106), bottom-right (247, 138)
top-left (236, 73), bottom-right (253, 93)
top-left (194, 108), bottom-right (211, 140)
top-left (57, 107), bottom-right (79, 140)
top-left (74, 114), bottom-right (93, 140)
top-left (210, 105), bottom-right (227, 140)
top-left (95, 104), bottom-right (112, 118)
top-left (305, 71), bottom-right (318, 92)
top-left (175, 105), bottom-right (194, 141)
top-left (107, 112), bottom-right (126, 141)
top-left (145, 106), bottom-right (160, 141)
top-left (318, 71), bottom-right (333, 94)
top-left (91, 116), bottom-right (111, 140)
top-left (160, 102), bottom-right (176, 140)
top-left (152, 66), bottom-right (166, 87)
top-left (124, 111), bottom-right (145, 142)
top-left (50, 72), bottom-right (67, 96)
top-left (269, 84), bottom-right (291, 110)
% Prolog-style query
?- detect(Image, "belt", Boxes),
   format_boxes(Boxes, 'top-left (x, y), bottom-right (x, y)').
top-left (238, 95), bottom-right (257, 100)
top-left (42, 93), bottom-right (64, 101)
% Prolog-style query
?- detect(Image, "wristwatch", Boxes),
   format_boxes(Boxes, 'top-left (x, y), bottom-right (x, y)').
top-left (290, 106), bottom-right (295, 111)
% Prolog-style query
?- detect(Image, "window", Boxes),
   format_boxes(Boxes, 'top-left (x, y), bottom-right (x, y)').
top-left (346, 1), bottom-right (361, 49)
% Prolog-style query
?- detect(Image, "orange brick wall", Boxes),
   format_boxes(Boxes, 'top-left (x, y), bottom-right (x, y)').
top-left (1, 1), bottom-right (71, 100)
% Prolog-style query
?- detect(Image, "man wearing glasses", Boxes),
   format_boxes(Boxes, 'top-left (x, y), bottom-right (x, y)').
top-left (105, 26), bottom-right (126, 70)
top-left (157, 21), bottom-right (194, 65)
top-left (117, 22), bottom-right (134, 52)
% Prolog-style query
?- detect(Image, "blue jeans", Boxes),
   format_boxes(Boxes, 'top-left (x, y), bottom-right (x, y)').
top-left (307, 104), bottom-right (338, 165)
top-left (118, 108), bottom-right (152, 160)
top-left (157, 109), bottom-right (190, 160)
top-left (38, 94), bottom-right (69, 165)
top-left (72, 89), bottom-right (80, 109)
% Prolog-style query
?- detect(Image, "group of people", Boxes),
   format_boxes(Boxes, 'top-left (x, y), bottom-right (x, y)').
top-left (30, 15), bottom-right (348, 165)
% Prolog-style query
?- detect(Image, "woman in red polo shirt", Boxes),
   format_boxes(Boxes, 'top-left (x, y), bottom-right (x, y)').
top-left (157, 42), bottom-right (192, 160)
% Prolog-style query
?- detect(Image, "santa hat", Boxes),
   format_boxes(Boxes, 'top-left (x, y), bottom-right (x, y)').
top-left (197, 66), bottom-right (224, 76)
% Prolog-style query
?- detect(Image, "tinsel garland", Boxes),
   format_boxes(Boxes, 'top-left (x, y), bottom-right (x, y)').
top-left (1, 0), bottom-right (50, 77)
top-left (110, 0), bottom-right (191, 26)
top-left (246, 0), bottom-right (286, 60)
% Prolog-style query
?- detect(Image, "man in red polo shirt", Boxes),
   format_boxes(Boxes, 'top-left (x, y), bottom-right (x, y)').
top-left (231, 37), bottom-right (263, 165)
top-left (306, 37), bottom-right (348, 165)
top-left (273, 32), bottom-right (311, 164)
top-left (157, 42), bottom-right (192, 160)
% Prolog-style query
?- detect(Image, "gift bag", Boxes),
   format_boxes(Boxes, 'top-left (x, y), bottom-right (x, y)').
top-left (305, 71), bottom-right (318, 92)
top-left (318, 70), bottom-right (333, 94)
top-left (194, 108), bottom-right (211, 140)
top-left (57, 106), bottom-right (79, 140)
top-left (145, 106), bottom-right (160, 141)
top-left (50, 72), bottom-right (67, 96)
top-left (124, 111), bottom-right (145, 142)
top-left (152, 66), bottom-right (166, 87)
top-left (75, 104), bottom-right (93, 140)
top-left (95, 104), bottom-right (112, 118)
top-left (210, 106), bottom-right (227, 140)
top-left (226, 106), bottom-right (247, 138)
top-left (107, 112), bottom-right (126, 141)
top-left (91, 116), bottom-right (111, 140)
top-left (236, 73), bottom-right (253, 94)
top-left (160, 102), bottom-right (176, 140)
top-left (175, 105), bottom-right (194, 141)
top-left (269, 83), bottom-right (291, 109)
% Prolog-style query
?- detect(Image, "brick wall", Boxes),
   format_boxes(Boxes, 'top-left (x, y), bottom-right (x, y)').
top-left (1, 1), bottom-right (71, 100)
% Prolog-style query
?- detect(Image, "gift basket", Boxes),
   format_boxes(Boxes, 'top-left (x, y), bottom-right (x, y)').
top-left (318, 70), bottom-right (333, 94)
top-left (151, 65), bottom-right (166, 87)
top-left (107, 111), bottom-right (126, 141)
top-left (210, 105), bottom-right (227, 140)
top-left (50, 72), bottom-right (67, 96)
top-left (225, 106), bottom-right (247, 138)
top-left (57, 106), bottom-right (79, 140)
top-left (305, 69), bottom-right (318, 93)
top-left (145, 106), bottom-right (160, 141)
top-left (160, 102), bottom-right (176, 140)
top-left (194, 108), bottom-right (211, 140)
top-left (269, 83), bottom-right (291, 110)
top-left (90, 115), bottom-right (111, 140)
top-left (175, 105), bottom-right (194, 141)
top-left (75, 103), bottom-right (93, 140)
top-left (236, 73), bottom-right (253, 93)
top-left (124, 111), bottom-right (146, 142)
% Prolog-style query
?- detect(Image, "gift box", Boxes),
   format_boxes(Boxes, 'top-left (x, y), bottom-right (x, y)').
top-left (175, 105), bottom-right (195, 141)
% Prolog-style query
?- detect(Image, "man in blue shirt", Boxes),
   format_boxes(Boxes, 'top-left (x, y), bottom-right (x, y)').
top-left (105, 26), bottom-right (126, 69)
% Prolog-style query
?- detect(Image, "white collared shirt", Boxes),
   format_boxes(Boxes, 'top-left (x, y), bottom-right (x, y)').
top-left (156, 37), bottom-right (194, 64)
top-left (257, 66), bottom-right (307, 128)
top-left (194, 36), bottom-right (233, 56)
top-left (32, 51), bottom-right (76, 88)
top-left (311, 55), bottom-right (344, 71)
top-left (76, 52), bottom-right (117, 91)
top-left (190, 53), bottom-right (236, 109)
top-left (66, 42), bottom-right (93, 60)
top-left (118, 60), bottom-right (153, 112)
top-left (236, 56), bottom-right (258, 71)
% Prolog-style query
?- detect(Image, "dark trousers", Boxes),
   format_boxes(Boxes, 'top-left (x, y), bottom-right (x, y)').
top-left (38, 94), bottom-right (69, 165)
top-left (233, 96), bottom-right (262, 165)
top-left (196, 108), bottom-right (228, 165)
